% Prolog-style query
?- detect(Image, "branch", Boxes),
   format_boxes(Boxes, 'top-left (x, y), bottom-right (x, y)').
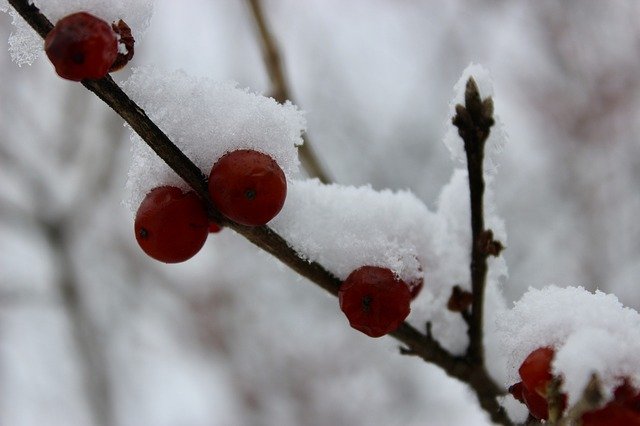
top-left (452, 77), bottom-right (497, 363)
top-left (7, 2), bottom-right (510, 424)
top-left (245, 0), bottom-right (331, 184)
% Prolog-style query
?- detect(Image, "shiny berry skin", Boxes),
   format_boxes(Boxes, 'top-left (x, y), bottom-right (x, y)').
top-left (208, 150), bottom-right (287, 226)
top-left (339, 266), bottom-right (411, 338)
top-left (135, 187), bottom-right (209, 263)
top-left (45, 12), bottom-right (118, 81)
top-left (519, 346), bottom-right (555, 396)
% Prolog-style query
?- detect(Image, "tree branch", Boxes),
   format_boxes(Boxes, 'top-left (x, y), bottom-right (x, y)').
top-left (245, 0), bottom-right (331, 184)
top-left (7, 2), bottom-right (510, 424)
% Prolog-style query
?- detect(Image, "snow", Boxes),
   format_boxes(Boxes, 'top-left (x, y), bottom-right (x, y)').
top-left (270, 178), bottom-right (436, 284)
top-left (122, 65), bottom-right (305, 211)
top-left (406, 168), bottom-right (508, 355)
top-left (443, 63), bottom-right (507, 176)
top-left (497, 285), bottom-right (640, 405)
top-left (2, 0), bottom-right (154, 65)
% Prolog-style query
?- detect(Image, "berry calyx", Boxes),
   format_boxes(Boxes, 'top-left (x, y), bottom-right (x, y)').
top-left (45, 12), bottom-right (118, 81)
top-left (109, 19), bottom-right (135, 72)
top-left (339, 266), bottom-right (411, 338)
top-left (134, 186), bottom-right (209, 263)
top-left (208, 149), bottom-right (287, 226)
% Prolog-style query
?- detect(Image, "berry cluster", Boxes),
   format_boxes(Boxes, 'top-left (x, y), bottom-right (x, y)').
top-left (45, 12), bottom-right (134, 81)
top-left (134, 149), bottom-right (286, 263)
top-left (509, 347), bottom-right (640, 424)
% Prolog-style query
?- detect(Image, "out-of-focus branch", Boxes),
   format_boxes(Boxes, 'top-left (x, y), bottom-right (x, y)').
top-left (245, 0), bottom-right (331, 184)
top-left (7, 2), bottom-right (511, 424)
top-left (43, 219), bottom-right (114, 426)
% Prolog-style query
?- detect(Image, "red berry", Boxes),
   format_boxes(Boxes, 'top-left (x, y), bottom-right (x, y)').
top-left (208, 150), bottom-right (287, 226)
top-left (582, 404), bottom-right (640, 426)
top-left (582, 381), bottom-right (640, 426)
top-left (135, 186), bottom-right (209, 263)
top-left (522, 384), bottom-right (550, 420)
top-left (612, 380), bottom-right (640, 411)
top-left (519, 346), bottom-right (555, 396)
top-left (45, 12), bottom-right (118, 81)
top-left (339, 266), bottom-right (411, 338)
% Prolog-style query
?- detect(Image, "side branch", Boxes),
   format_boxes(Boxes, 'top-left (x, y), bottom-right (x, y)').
top-left (245, 0), bottom-right (331, 184)
top-left (8, 2), bottom-right (510, 424)
top-left (452, 78), bottom-right (496, 364)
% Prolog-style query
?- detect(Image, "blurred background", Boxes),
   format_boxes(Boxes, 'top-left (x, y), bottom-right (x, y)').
top-left (1, 0), bottom-right (639, 425)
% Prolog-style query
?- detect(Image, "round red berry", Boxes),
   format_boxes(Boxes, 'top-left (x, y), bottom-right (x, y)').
top-left (135, 186), bottom-right (209, 263)
top-left (45, 12), bottom-right (118, 81)
top-left (519, 346), bottom-right (555, 396)
top-left (339, 266), bottom-right (411, 338)
top-left (208, 149), bottom-right (287, 226)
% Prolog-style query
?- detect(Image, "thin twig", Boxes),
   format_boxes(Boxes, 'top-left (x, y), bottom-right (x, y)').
top-left (7, 2), bottom-right (510, 424)
top-left (245, 0), bottom-right (331, 184)
top-left (452, 77), bottom-right (496, 364)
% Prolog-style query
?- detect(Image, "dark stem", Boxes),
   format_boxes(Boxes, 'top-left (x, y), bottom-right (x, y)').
top-left (452, 77), bottom-right (496, 364)
top-left (7, 2), bottom-right (511, 424)
top-left (451, 78), bottom-right (508, 424)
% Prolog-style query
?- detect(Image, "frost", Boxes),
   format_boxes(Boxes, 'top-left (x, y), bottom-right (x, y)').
top-left (443, 63), bottom-right (507, 176)
top-left (6, 9), bottom-right (42, 66)
top-left (2, 0), bottom-right (154, 65)
top-left (497, 286), bottom-right (640, 405)
top-left (123, 66), bottom-right (305, 211)
top-left (270, 179), bottom-right (436, 284)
